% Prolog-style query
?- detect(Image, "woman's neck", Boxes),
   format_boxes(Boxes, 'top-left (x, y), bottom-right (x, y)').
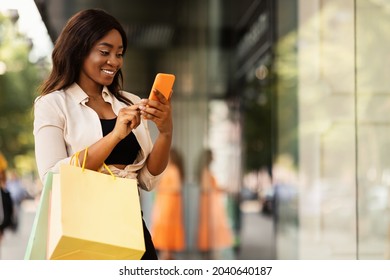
top-left (77, 81), bottom-right (103, 99)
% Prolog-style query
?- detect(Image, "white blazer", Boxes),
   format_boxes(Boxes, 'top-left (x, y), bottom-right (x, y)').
top-left (33, 83), bottom-right (161, 191)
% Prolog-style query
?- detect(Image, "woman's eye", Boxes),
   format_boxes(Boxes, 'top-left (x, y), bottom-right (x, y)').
top-left (100, 50), bottom-right (109, 56)
top-left (116, 53), bottom-right (123, 58)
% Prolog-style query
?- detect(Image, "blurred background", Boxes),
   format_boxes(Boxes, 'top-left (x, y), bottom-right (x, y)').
top-left (1, 0), bottom-right (390, 260)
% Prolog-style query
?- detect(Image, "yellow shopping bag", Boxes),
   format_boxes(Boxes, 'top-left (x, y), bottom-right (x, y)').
top-left (47, 151), bottom-right (145, 260)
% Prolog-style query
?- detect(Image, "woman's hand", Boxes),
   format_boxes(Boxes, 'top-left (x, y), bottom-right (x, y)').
top-left (112, 104), bottom-right (141, 140)
top-left (138, 89), bottom-right (173, 176)
top-left (138, 89), bottom-right (173, 136)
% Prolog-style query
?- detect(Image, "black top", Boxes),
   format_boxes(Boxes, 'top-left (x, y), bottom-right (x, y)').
top-left (100, 118), bottom-right (141, 165)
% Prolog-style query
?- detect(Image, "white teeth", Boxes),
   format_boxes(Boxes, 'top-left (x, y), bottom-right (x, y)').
top-left (102, 69), bottom-right (115, 75)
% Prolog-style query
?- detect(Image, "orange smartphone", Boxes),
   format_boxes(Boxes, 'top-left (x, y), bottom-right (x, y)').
top-left (149, 73), bottom-right (175, 101)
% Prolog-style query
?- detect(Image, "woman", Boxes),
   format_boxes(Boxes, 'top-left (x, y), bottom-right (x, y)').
top-left (151, 148), bottom-right (186, 260)
top-left (197, 149), bottom-right (233, 259)
top-left (33, 9), bottom-right (172, 260)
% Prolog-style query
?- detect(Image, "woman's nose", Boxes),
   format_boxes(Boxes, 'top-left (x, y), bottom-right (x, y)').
top-left (107, 56), bottom-right (120, 67)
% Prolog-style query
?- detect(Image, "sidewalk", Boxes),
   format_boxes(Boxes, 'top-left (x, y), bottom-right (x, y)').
top-left (0, 199), bottom-right (36, 259)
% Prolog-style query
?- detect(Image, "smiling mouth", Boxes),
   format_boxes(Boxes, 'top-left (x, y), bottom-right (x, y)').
top-left (101, 69), bottom-right (116, 75)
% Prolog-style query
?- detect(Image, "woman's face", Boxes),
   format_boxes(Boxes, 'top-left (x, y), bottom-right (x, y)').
top-left (79, 29), bottom-right (124, 90)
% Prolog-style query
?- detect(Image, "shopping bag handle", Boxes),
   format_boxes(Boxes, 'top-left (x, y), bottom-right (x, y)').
top-left (70, 149), bottom-right (86, 168)
top-left (101, 163), bottom-right (116, 179)
top-left (70, 148), bottom-right (116, 179)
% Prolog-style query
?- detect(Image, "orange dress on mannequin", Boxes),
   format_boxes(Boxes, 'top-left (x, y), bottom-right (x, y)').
top-left (151, 163), bottom-right (185, 256)
top-left (197, 168), bottom-right (233, 252)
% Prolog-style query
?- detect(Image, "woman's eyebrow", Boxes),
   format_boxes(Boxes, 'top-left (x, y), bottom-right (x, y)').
top-left (97, 42), bottom-right (123, 49)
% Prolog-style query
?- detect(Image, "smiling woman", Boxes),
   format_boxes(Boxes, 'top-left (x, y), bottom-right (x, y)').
top-left (79, 29), bottom-right (124, 109)
top-left (33, 8), bottom-right (174, 260)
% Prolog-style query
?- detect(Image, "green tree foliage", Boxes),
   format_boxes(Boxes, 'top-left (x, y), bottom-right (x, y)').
top-left (0, 11), bottom-right (48, 173)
